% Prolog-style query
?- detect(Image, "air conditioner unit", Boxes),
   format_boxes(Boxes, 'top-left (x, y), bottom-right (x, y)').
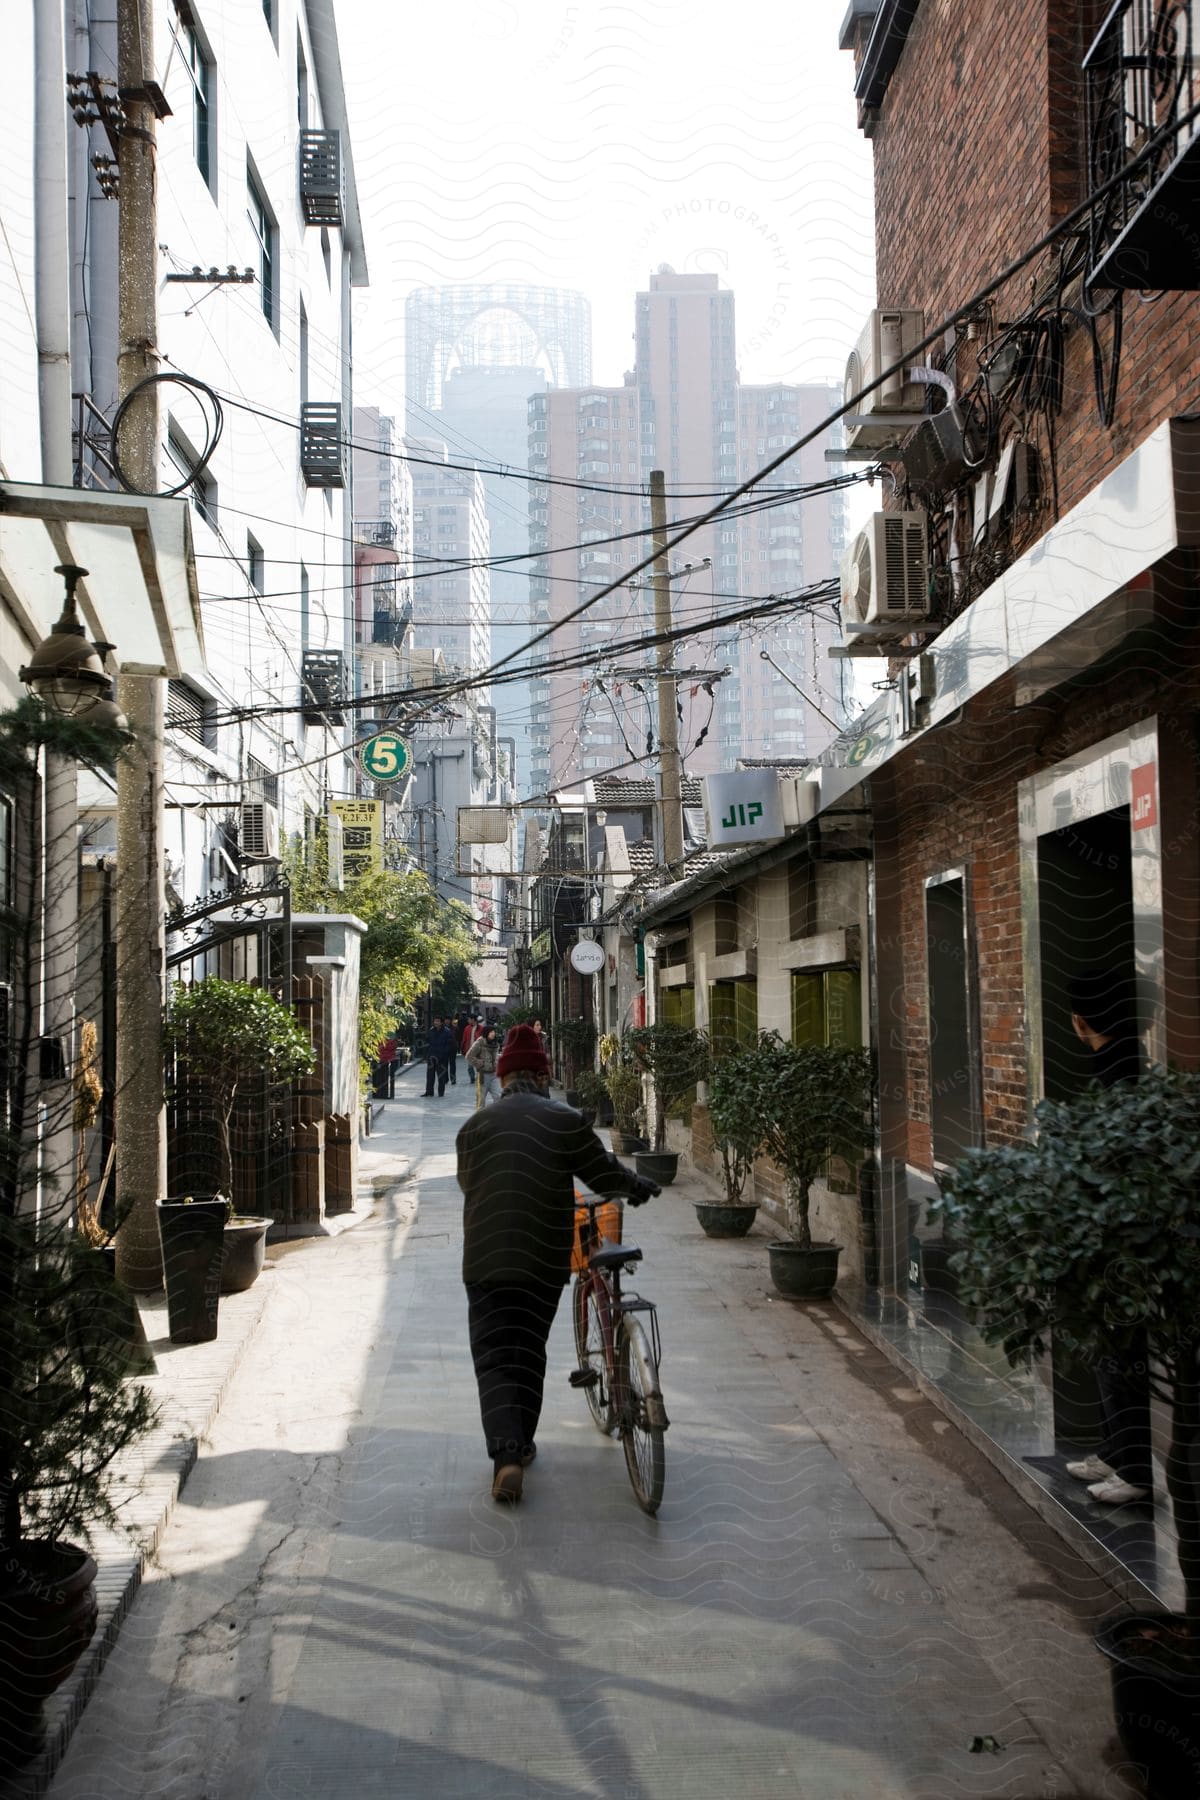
top-left (326, 812), bottom-right (345, 891)
top-left (840, 510), bottom-right (930, 643)
top-left (843, 308), bottom-right (927, 450)
top-left (240, 801), bottom-right (280, 861)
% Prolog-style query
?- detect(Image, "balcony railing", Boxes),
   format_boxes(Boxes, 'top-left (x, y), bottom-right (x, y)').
top-left (301, 650), bottom-right (347, 724)
top-left (299, 130), bottom-right (345, 227)
top-left (300, 403), bottom-right (347, 488)
top-left (355, 518), bottom-right (397, 547)
top-left (1084, 0), bottom-right (1200, 288)
top-left (372, 602), bottom-right (412, 648)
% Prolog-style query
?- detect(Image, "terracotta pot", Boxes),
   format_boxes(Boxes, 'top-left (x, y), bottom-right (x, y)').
top-left (220, 1217), bottom-right (272, 1294)
top-left (635, 1151), bottom-right (679, 1187)
top-left (694, 1201), bottom-right (758, 1238)
top-left (767, 1240), bottom-right (842, 1299)
top-left (0, 1540), bottom-right (98, 1764)
top-left (1095, 1610), bottom-right (1200, 1799)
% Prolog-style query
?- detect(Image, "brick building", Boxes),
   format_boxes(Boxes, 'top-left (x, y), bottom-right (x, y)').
top-left (815, 0), bottom-right (1200, 1589)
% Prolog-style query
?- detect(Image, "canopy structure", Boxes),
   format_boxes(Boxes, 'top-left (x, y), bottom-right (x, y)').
top-left (0, 481), bottom-right (204, 678)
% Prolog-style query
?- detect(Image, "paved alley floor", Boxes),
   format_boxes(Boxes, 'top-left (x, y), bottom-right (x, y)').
top-left (49, 1074), bottom-right (1141, 1800)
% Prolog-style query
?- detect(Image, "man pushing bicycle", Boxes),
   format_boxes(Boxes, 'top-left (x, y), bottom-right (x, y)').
top-left (455, 1023), bottom-right (659, 1503)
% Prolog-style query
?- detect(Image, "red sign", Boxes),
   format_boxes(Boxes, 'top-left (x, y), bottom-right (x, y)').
top-left (1131, 762), bottom-right (1158, 832)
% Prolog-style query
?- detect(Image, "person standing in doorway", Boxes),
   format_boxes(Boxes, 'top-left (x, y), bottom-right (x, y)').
top-left (466, 1024), bottom-right (501, 1108)
top-left (456, 1024), bottom-right (659, 1502)
top-left (424, 1015), bottom-right (456, 1099)
top-left (1062, 969), bottom-right (1152, 1506)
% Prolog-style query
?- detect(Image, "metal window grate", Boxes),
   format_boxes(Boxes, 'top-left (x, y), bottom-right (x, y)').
top-left (299, 130), bottom-right (344, 226)
top-left (301, 650), bottom-right (347, 724)
top-left (300, 402), bottom-right (347, 488)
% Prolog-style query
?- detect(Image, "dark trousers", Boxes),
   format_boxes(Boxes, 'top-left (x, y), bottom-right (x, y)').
top-left (1097, 1333), bottom-right (1153, 1488)
top-left (466, 1281), bottom-right (563, 1465)
top-left (424, 1056), bottom-right (447, 1096)
top-left (448, 1052), bottom-right (457, 1086)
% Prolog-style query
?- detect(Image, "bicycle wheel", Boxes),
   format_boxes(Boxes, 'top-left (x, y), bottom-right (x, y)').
top-left (617, 1316), bottom-right (666, 1514)
top-left (573, 1276), bottom-right (617, 1433)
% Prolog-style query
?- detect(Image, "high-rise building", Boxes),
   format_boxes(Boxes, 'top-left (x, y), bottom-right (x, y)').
top-left (405, 283), bottom-right (591, 421)
top-left (427, 366), bottom-right (550, 794)
top-left (408, 447), bottom-right (492, 689)
top-left (530, 270), bottom-right (848, 795)
top-left (403, 287), bottom-right (593, 798)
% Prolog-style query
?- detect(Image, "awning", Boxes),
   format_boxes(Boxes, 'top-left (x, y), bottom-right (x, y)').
top-left (0, 481), bottom-right (204, 678)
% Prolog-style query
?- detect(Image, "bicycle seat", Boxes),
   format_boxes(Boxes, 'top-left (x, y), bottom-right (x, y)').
top-left (589, 1244), bottom-right (643, 1272)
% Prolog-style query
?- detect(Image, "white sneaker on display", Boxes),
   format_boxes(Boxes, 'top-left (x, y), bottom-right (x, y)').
top-left (1087, 1476), bottom-right (1151, 1505)
top-left (1065, 1455), bottom-right (1114, 1481)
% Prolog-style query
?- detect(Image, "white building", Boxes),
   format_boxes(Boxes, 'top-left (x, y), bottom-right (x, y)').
top-left (70, 0), bottom-right (368, 901)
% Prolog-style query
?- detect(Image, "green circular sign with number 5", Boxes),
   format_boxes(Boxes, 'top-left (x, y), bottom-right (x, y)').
top-left (358, 732), bottom-right (411, 782)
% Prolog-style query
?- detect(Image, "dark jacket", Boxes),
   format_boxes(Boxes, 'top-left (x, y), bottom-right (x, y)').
top-left (457, 1091), bottom-right (641, 1285)
top-left (427, 1025), bottom-right (456, 1065)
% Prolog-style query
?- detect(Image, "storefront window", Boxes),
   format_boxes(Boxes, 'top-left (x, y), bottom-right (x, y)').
top-left (790, 969), bottom-right (861, 1047)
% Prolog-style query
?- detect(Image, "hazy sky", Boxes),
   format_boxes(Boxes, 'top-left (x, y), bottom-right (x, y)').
top-left (337, 0), bottom-right (877, 414)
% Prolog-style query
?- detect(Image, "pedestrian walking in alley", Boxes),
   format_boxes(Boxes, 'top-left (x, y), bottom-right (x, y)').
top-left (1062, 968), bottom-right (1153, 1506)
top-left (460, 1014), bottom-right (479, 1056)
top-left (466, 1023), bottom-right (502, 1107)
top-left (456, 1023), bottom-right (659, 1502)
top-left (425, 1015), bottom-right (456, 1098)
top-left (375, 1033), bottom-right (398, 1098)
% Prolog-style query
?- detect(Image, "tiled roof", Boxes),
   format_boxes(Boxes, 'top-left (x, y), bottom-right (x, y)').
top-left (593, 775), bottom-right (703, 806)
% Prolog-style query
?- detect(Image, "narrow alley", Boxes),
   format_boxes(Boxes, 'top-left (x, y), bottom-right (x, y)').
top-left (48, 1075), bottom-right (1138, 1800)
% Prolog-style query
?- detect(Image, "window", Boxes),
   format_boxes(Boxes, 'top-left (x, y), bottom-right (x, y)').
top-left (247, 534), bottom-right (264, 593)
top-left (177, 10), bottom-right (213, 190)
top-left (709, 979), bottom-right (757, 1057)
top-left (167, 426), bottom-right (215, 528)
top-left (247, 169), bottom-right (275, 326)
top-left (167, 679), bottom-right (216, 749)
top-left (925, 871), bottom-right (980, 1168)
top-left (791, 970), bottom-right (861, 1049)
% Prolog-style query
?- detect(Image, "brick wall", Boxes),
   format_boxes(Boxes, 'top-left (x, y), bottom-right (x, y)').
top-left (878, 651), bottom-right (1200, 1166)
top-left (866, 0), bottom-right (1200, 531)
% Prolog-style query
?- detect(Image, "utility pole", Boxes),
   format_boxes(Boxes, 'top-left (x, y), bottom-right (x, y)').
top-left (114, 0), bottom-right (167, 1289)
top-left (651, 469), bottom-right (685, 869)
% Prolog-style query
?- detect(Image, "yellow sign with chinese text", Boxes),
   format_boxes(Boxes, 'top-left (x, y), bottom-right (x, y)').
top-left (331, 798), bottom-right (382, 882)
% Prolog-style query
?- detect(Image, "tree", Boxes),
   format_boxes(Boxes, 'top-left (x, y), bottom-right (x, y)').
top-left (627, 1023), bottom-right (710, 1153)
top-left (284, 847), bottom-right (480, 1073)
top-left (734, 1035), bottom-right (872, 1247)
top-left (933, 1070), bottom-right (1200, 1634)
top-left (165, 979), bottom-right (315, 1202)
top-left (707, 1041), bottom-right (764, 1204)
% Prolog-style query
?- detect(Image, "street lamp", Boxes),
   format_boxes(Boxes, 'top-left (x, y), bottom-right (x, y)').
top-left (19, 563), bottom-right (127, 730)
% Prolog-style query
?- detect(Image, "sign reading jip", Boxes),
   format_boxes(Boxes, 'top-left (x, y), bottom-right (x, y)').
top-left (358, 732), bottom-right (411, 783)
top-left (702, 771), bottom-right (786, 848)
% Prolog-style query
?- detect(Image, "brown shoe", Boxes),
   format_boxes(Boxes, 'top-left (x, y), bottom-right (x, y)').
top-left (491, 1462), bottom-right (523, 1503)
top-left (520, 1445), bottom-right (537, 1467)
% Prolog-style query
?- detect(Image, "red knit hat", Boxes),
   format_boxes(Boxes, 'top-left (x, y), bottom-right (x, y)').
top-left (497, 1023), bottom-right (550, 1079)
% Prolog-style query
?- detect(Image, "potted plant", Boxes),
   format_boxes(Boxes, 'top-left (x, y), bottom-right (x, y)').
top-left (573, 1067), bottom-right (609, 1127)
top-left (552, 1016), bottom-right (597, 1100)
top-left (735, 1035), bottom-right (872, 1298)
top-left (695, 1042), bottom-right (762, 1238)
top-left (626, 1022), bottom-right (710, 1186)
top-left (163, 979), bottom-right (314, 1340)
top-left (932, 1069), bottom-right (1200, 1800)
top-left (0, 1208), bottom-right (157, 1762)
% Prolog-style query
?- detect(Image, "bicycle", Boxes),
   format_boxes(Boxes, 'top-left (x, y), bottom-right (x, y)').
top-left (569, 1194), bottom-right (669, 1514)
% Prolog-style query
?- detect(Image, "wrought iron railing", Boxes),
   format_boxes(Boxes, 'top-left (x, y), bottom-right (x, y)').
top-left (1084, 0), bottom-right (1200, 286)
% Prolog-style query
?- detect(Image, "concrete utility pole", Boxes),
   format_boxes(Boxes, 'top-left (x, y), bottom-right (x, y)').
top-left (114, 0), bottom-right (167, 1289)
top-left (650, 470), bottom-right (685, 869)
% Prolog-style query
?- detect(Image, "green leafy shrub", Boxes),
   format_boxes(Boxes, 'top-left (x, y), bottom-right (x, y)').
top-left (627, 1023), bottom-right (710, 1152)
top-left (733, 1035), bottom-right (872, 1245)
top-left (933, 1070), bottom-right (1200, 1624)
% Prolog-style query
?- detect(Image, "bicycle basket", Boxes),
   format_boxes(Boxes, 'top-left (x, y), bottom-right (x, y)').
top-left (570, 1197), bottom-right (622, 1274)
